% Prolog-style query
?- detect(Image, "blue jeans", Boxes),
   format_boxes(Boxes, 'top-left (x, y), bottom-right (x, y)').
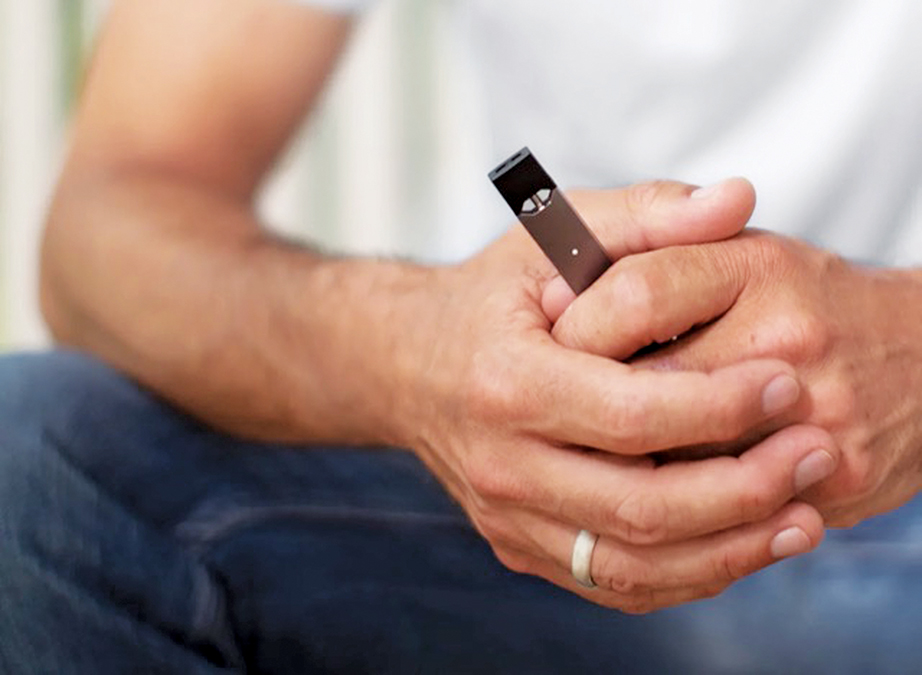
top-left (1, 351), bottom-right (921, 674)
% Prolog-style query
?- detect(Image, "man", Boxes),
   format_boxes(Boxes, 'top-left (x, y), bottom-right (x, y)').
top-left (2, 0), bottom-right (921, 672)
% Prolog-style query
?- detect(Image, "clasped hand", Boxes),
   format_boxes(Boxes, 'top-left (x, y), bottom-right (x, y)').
top-left (549, 204), bottom-right (922, 531)
top-left (407, 179), bottom-right (845, 613)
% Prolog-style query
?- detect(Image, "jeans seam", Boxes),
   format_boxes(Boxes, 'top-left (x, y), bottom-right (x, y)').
top-left (41, 426), bottom-right (246, 670)
top-left (175, 503), bottom-right (472, 556)
top-left (4, 530), bottom-right (236, 673)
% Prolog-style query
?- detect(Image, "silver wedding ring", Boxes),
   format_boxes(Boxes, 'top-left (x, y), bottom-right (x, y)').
top-left (571, 529), bottom-right (599, 589)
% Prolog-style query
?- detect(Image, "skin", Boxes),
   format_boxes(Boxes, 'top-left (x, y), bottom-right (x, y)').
top-left (41, 0), bottom-right (836, 613)
top-left (547, 224), bottom-right (922, 531)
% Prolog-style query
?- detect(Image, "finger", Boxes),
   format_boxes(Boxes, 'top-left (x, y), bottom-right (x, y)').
top-left (500, 424), bottom-right (837, 545)
top-left (541, 277), bottom-right (577, 324)
top-left (542, 177), bottom-right (756, 322)
top-left (498, 501), bottom-right (824, 614)
top-left (551, 236), bottom-right (751, 360)
top-left (802, 447), bottom-right (916, 529)
top-left (590, 501), bottom-right (824, 609)
top-left (521, 341), bottom-right (802, 454)
top-left (492, 534), bottom-right (729, 614)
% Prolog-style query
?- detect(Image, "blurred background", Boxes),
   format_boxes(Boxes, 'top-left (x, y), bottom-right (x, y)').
top-left (0, 0), bottom-right (492, 351)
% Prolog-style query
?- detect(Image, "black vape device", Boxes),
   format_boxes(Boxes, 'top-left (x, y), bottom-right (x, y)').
top-left (489, 147), bottom-right (611, 294)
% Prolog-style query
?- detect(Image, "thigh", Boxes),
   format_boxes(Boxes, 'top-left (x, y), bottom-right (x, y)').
top-left (0, 351), bottom-right (691, 673)
top-left (0, 351), bottom-right (243, 674)
top-left (3, 350), bottom-right (921, 674)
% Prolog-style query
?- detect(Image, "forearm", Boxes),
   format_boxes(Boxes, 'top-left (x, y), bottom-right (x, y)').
top-left (40, 170), bottom-right (441, 446)
top-left (42, 172), bottom-right (829, 611)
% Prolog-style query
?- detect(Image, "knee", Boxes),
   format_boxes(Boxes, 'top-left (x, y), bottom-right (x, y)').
top-left (0, 350), bottom-right (100, 475)
top-left (0, 349), bottom-right (163, 461)
top-left (0, 353), bottom-right (89, 583)
top-left (0, 351), bottom-right (154, 579)
top-left (0, 350), bottom-right (143, 525)
top-left (0, 349), bottom-right (201, 541)
top-left (0, 349), bottom-right (132, 424)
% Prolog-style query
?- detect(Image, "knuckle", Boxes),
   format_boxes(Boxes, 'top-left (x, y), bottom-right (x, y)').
top-left (787, 424), bottom-right (837, 453)
top-left (608, 489), bottom-right (670, 545)
top-left (752, 310), bottom-right (830, 364)
top-left (697, 583), bottom-right (729, 602)
top-left (601, 391), bottom-right (654, 452)
top-left (553, 318), bottom-right (590, 353)
top-left (493, 547), bottom-right (531, 575)
top-left (833, 453), bottom-right (879, 503)
top-left (786, 313), bottom-right (831, 360)
top-left (825, 510), bottom-right (863, 529)
top-left (610, 578), bottom-right (641, 597)
top-left (714, 548), bottom-right (754, 584)
top-left (598, 557), bottom-right (641, 597)
top-left (750, 233), bottom-right (789, 268)
top-left (624, 180), bottom-right (673, 223)
top-left (584, 255), bottom-right (677, 358)
top-left (609, 262), bottom-right (672, 338)
top-left (703, 389), bottom-right (752, 443)
top-left (463, 352), bottom-right (520, 424)
top-left (470, 507), bottom-right (510, 543)
top-left (609, 263), bottom-right (657, 332)
top-left (591, 542), bottom-right (655, 599)
top-left (616, 592), bottom-right (659, 615)
top-left (732, 475), bottom-right (776, 520)
top-left (465, 453), bottom-right (527, 504)
top-left (812, 376), bottom-right (858, 430)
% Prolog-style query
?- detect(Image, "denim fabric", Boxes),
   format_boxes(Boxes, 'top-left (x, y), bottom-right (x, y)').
top-left (1, 350), bottom-right (921, 674)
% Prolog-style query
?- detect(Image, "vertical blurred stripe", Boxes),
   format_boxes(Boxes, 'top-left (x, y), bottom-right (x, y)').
top-left (253, 0), bottom-right (493, 263)
top-left (262, 0), bottom-right (435, 258)
top-left (59, 0), bottom-right (84, 112)
top-left (0, 0), bottom-right (486, 350)
top-left (0, 0), bottom-right (62, 348)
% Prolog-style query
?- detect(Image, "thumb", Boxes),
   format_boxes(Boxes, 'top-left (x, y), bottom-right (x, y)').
top-left (542, 177), bottom-right (755, 322)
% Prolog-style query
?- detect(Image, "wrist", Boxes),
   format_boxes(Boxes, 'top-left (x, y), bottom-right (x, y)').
top-left (374, 262), bottom-right (461, 451)
top-left (286, 254), bottom-right (451, 449)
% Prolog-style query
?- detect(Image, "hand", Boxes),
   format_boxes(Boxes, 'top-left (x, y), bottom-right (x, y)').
top-left (548, 225), bottom-right (922, 528)
top-left (400, 180), bottom-right (834, 613)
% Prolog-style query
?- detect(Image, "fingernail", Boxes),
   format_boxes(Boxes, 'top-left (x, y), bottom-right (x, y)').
top-left (770, 526), bottom-right (812, 559)
top-left (761, 374), bottom-right (800, 416)
top-left (690, 181), bottom-right (723, 200)
top-left (794, 449), bottom-right (836, 493)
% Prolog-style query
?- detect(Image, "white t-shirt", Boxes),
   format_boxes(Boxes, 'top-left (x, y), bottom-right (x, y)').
top-left (299, 0), bottom-right (922, 265)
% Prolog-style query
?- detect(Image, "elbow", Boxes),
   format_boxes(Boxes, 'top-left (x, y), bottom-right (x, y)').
top-left (39, 270), bottom-right (75, 348)
top-left (39, 214), bottom-right (74, 346)
top-left (38, 189), bottom-right (87, 347)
